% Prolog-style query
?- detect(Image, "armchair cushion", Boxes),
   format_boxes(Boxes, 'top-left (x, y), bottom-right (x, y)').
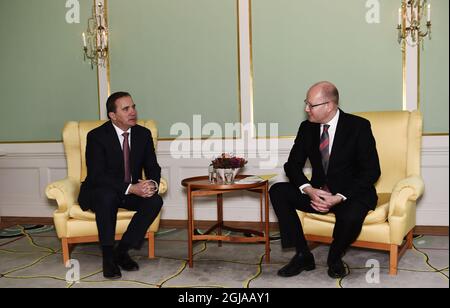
top-left (67, 178), bottom-right (168, 221)
top-left (69, 205), bottom-right (138, 221)
top-left (305, 193), bottom-right (391, 225)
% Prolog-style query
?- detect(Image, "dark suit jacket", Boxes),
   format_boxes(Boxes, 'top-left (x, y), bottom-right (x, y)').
top-left (78, 121), bottom-right (161, 211)
top-left (284, 110), bottom-right (381, 210)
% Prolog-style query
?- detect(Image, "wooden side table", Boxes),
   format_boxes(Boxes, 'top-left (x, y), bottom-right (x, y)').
top-left (181, 175), bottom-right (270, 268)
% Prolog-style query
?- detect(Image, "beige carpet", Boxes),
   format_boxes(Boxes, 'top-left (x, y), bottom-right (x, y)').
top-left (0, 226), bottom-right (448, 288)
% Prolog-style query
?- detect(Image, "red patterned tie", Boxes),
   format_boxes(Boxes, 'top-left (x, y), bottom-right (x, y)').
top-left (320, 124), bottom-right (330, 174)
top-left (122, 132), bottom-right (131, 183)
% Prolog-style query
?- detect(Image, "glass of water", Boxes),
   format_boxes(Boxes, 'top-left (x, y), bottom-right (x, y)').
top-left (208, 164), bottom-right (216, 183)
top-left (224, 169), bottom-right (234, 184)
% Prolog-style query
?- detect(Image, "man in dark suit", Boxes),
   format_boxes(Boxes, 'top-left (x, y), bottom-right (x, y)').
top-left (78, 91), bottom-right (163, 279)
top-left (269, 81), bottom-right (381, 279)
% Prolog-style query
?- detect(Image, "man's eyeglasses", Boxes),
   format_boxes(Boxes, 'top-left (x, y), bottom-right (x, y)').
top-left (304, 100), bottom-right (329, 109)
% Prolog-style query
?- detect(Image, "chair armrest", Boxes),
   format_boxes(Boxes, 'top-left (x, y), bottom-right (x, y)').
top-left (45, 177), bottom-right (80, 212)
top-left (159, 177), bottom-right (168, 195)
top-left (387, 175), bottom-right (424, 245)
top-left (388, 175), bottom-right (425, 218)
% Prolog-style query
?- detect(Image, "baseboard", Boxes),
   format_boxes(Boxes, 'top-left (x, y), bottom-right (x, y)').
top-left (413, 225), bottom-right (449, 236)
top-left (0, 216), bottom-right (54, 229)
top-left (1, 216), bottom-right (448, 236)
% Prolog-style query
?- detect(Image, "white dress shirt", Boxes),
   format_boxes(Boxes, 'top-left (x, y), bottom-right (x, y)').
top-left (320, 109), bottom-right (340, 156)
top-left (112, 123), bottom-right (158, 195)
top-left (112, 124), bottom-right (132, 194)
top-left (300, 110), bottom-right (346, 200)
top-left (112, 123), bottom-right (131, 150)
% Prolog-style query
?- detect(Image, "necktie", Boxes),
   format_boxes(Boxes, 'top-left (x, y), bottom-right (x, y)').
top-left (122, 132), bottom-right (131, 183)
top-left (320, 124), bottom-right (330, 174)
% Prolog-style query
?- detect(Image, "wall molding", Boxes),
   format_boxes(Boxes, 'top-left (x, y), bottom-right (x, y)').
top-left (0, 135), bottom-right (448, 226)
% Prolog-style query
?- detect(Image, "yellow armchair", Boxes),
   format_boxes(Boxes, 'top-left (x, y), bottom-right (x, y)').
top-left (298, 110), bottom-right (424, 275)
top-left (46, 120), bottom-right (167, 264)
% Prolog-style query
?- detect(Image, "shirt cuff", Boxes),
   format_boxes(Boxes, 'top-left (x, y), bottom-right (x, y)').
top-left (125, 184), bottom-right (132, 195)
top-left (299, 183), bottom-right (312, 194)
top-left (336, 193), bottom-right (347, 201)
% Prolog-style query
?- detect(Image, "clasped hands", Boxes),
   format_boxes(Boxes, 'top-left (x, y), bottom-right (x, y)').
top-left (130, 179), bottom-right (158, 198)
top-left (303, 187), bottom-right (344, 213)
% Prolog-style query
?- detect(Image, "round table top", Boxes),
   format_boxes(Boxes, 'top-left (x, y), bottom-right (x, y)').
top-left (181, 175), bottom-right (267, 190)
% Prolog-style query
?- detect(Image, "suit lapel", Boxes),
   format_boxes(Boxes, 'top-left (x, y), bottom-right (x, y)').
top-left (106, 121), bottom-right (125, 178)
top-left (130, 126), bottom-right (139, 177)
top-left (107, 121), bottom-right (123, 159)
top-left (311, 123), bottom-right (326, 177)
top-left (329, 110), bottom-right (348, 171)
top-left (312, 123), bottom-right (321, 155)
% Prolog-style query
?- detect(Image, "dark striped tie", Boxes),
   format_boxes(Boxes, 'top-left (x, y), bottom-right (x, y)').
top-left (320, 124), bottom-right (330, 174)
top-left (122, 132), bottom-right (131, 184)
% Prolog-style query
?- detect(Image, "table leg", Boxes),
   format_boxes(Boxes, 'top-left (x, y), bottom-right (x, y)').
top-left (260, 192), bottom-right (263, 225)
top-left (187, 186), bottom-right (194, 267)
top-left (217, 193), bottom-right (223, 247)
top-left (264, 182), bottom-right (270, 263)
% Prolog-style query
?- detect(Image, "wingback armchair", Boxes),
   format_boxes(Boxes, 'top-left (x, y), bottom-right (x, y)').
top-left (298, 110), bottom-right (424, 275)
top-left (46, 120), bottom-right (167, 264)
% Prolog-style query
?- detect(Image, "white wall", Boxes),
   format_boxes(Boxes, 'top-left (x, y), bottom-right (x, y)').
top-left (0, 136), bottom-right (448, 226)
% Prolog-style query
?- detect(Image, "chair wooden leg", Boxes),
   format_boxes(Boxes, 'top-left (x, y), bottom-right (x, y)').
top-left (406, 229), bottom-right (413, 249)
top-left (62, 238), bottom-right (70, 265)
top-left (389, 244), bottom-right (398, 275)
top-left (148, 232), bottom-right (155, 259)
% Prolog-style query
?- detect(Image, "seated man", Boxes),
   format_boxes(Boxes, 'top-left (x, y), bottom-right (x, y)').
top-left (269, 81), bottom-right (381, 279)
top-left (78, 91), bottom-right (163, 279)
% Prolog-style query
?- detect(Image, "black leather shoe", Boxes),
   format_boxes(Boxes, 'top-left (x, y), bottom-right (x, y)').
top-left (115, 251), bottom-right (139, 271)
top-left (277, 252), bottom-right (316, 277)
top-left (327, 259), bottom-right (348, 279)
top-left (103, 259), bottom-right (122, 279)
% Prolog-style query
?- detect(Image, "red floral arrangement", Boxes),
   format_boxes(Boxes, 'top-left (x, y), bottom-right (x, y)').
top-left (211, 153), bottom-right (247, 169)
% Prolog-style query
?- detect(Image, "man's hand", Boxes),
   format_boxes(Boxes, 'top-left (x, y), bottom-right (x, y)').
top-left (303, 187), bottom-right (343, 213)
top-left (129, 180), bottom-right (157, 198)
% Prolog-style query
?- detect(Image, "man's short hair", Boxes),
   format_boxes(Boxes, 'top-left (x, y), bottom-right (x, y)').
top-left (106, 91), bottom-right (131, 119)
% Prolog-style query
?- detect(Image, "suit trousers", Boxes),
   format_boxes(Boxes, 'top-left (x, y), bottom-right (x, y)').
top-left (90, 187), bottom-right (163, 248)
top-left (269, 182), bottom-right (369, 264)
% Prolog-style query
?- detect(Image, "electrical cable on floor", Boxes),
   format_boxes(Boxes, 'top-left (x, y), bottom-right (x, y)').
top-left (79, 279), bottom-right (158, 288)
top-left (19, 225), bottom-right (56, 253)
top-left (336, 262), bottom-right (350, 288)
top-left (347, 264), bottom-right (449, 274)
top-left (0, 235), bottom-right (25, 247)
top-left (193, 240), bottom-right (208, 256)
top-left (157, 260), bottom-right (188, 288)
top-left (1, 252), bottom-right (55, 276)
top-left (243, 252), bottom-right (265, 288)
top-left (156, 240), bottom-right (228, 288)
top-left (1, 226), bottom-right (448, 288)
top-left (413, 243), bottom-right (449, 280)
top-left (0, 226), bottom-right (66, 283)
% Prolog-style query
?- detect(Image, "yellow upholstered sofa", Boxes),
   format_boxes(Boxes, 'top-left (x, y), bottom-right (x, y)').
top-left (298, 110), bottom-right (424, 275)
top-left (45, 120), bottom-right (167, 264)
